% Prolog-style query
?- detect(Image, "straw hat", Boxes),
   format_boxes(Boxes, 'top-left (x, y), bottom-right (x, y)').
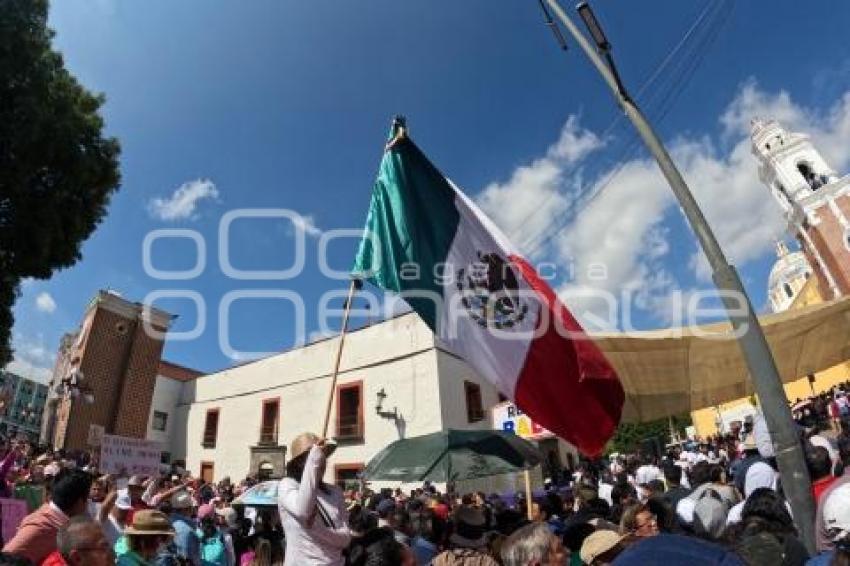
top-left (580, 530), bottom-right (623, 565)
top-left (125, 510), bottom-right (175, 537)
top-left (289, 432), bottom-right (336, 461)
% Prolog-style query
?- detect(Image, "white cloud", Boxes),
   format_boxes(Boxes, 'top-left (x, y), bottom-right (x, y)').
top-left (688, 81), bottom-right (850, 279)
top-left (476, 79), bottom-right (850, 329)
top-left (148, 178), bottom-right (219, 221)
top-left (5, 335), bottom-right (54, 385)
top-left (555, 157), bottom-right (676, 329)
top-left (291, 214), bottom-right (322, 238)
top-left (35, 292), bottom-right (57, 314)
top-left (476, 117), bottom-right (602, 256)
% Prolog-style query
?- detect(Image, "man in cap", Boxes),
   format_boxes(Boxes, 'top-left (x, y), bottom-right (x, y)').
top-left (167, 490), bottom-right (199, 565)
top-left (278, 432), bottom-right (350, 566)
top-left (125, 476), bottom-right (150, 525)
top-left (97, 488), bottom-right (133, 550)
top-left (730, 434), bottom-right (765, 494)
top-left (118, 510), bottom-right (175, 566)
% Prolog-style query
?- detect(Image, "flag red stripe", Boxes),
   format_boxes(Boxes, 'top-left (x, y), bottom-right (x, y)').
top-left (510, 256), bottom-right (624, 457)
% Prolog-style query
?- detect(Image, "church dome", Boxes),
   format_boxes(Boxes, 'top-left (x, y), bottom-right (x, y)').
top-left (767, 242), bottom-right (811, 313)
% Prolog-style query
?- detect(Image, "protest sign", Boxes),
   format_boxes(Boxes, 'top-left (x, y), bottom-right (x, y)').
top-left (492, 401), bottom-right (554, 441)
top-left (0, 498), bottom-right (28, 544)
top-left (100, 434), bottom-right (162, 477)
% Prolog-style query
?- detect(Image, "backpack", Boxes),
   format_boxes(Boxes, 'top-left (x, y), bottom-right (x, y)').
top-left (200, 533), bottom-right (227, 566)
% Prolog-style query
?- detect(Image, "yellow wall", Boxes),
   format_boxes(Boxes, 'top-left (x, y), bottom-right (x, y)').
top-left (691, 278), bottom-right (850, 437)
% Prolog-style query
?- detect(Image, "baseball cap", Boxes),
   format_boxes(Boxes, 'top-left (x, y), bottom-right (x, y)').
top-left (115, 489), bottom-right (133, 510)
top-left (197, 504), bottom-right (215, 520)
top-left (171, 491), bottom-right (194, 509)
top-left (127, 475), bottom-right (146, 487)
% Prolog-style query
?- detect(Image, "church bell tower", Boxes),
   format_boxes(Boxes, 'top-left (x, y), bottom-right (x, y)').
top-left (752, 118), bottom-right (850, 299)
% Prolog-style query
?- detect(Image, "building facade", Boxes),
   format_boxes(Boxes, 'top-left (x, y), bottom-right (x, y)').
top-left (41, 290), bottom-right (174, 451)
top-left (147, 361), bottom-right (203, 464)
top-left (43, 292), bottom-right (575, 486)
top-left (0, 371), bottom-right (49, 442)
top-left (165, 313), bottom-right (576, 486)
top-left (752, 118), bottom-right (850, 299)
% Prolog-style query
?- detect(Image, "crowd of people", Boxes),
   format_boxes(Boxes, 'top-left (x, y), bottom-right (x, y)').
top-left (2, 388), bottom-right (850, 565)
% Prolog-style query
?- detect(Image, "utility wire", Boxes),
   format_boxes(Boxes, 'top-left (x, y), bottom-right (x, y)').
top-left (515, 0), bottom-right (721, 255)
top-left (520, 0), bottom-right (733, 260)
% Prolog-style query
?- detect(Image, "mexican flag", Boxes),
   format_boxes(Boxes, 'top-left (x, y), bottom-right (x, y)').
top-left (352, 120), bottom-right (624, 455)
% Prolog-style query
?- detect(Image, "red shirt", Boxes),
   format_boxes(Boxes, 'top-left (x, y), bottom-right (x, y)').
top-left (41, 550), bottom-right (68, 566)
top-left (813, 475), bottom-right (839, 503)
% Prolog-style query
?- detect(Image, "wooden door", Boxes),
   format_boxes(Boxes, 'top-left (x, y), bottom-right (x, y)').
top-left (200, 462), bottom-right (214, 484)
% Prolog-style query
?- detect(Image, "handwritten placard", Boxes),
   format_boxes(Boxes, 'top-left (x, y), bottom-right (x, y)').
top-left (0, 498), bottom-right (29, 543)
top-left (100, 434), bottom-right (162, 477)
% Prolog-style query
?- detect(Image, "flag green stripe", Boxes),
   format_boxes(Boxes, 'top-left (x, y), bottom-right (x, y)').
top-left (352, 139), bottom-right (460, 331)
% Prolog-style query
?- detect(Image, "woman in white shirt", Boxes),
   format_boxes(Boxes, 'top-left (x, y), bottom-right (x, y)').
top-left (278, 432), bottom-right (351, 565)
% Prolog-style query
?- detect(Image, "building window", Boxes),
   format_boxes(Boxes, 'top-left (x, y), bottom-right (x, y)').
top-left (202, 409), bottom-right (219, 448)
top-left (335, 463), bottom-right (364, 490)
top-left (783, 283), bottom-right (793, 299)
top-left (465, 381), bottom-right (484, 423)
top-left (152, 411), bottom-right (168, 432)
top-left (258, 462), bottom-right (275, 481)
top-left (336, 382), bottom-right (363, 441)
top-left (259, 399), bottom-right (279, 445)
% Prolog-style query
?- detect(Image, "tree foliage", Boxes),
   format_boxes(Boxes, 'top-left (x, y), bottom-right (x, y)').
top-left (0, 0), bottom-right (121, 365)
top-left (606, 413), bottom-right (693, 455)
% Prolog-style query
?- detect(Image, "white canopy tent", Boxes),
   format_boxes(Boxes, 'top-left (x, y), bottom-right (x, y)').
top-left (590, 297), bottom-right (850, 423)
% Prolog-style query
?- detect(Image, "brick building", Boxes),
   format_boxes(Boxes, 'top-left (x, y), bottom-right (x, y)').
top-left (41, 290), bottom-right (176, 451)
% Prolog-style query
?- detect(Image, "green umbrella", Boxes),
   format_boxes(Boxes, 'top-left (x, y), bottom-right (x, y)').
top-left (363, 429), bottom-right (542, 483)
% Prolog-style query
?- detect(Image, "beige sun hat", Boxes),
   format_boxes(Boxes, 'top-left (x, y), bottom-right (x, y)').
top-left (580, 530), bottom-right (623, 565)
top-left (289, 432), bottom-right (336, 461)
top-left (124, 510), bottom-right (175, 537)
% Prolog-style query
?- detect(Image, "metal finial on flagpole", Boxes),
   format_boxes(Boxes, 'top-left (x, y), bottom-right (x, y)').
top-left (386, 115), bottom-right (408, 151)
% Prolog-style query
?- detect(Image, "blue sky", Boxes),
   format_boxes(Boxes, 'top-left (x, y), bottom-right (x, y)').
top-left (9, 0), bottom-right (850, 381)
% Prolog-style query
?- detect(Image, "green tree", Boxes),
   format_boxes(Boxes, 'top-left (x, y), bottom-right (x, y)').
top-left (606, 413), bottom-right (693, 455)
top-left (0, 0), bottom-right (121, 365)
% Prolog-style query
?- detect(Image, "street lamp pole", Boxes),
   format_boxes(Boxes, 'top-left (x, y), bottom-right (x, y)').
top-left (544, 0), bottom-right (815, 550)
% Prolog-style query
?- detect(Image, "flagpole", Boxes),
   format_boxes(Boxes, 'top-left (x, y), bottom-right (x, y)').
top-left (320, 278), bottom-right (359, 440)
top-left (524, 468), bottom-right (534, 521)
